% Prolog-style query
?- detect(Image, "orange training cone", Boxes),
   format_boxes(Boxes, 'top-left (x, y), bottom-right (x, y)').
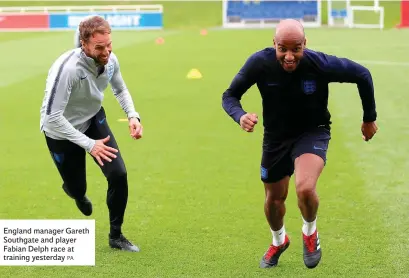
top-left (155, 37), bottom-right (165, 44)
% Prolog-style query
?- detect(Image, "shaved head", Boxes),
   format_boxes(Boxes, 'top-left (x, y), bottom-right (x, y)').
top-left (273, 19), bottom-right (307, 72)
top-left (275, 19), bottom-right (305, 41)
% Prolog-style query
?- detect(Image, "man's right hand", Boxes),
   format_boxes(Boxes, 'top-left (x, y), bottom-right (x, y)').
top-left (90, 135), bottom-right (118, 166)
top-left (240, 113), bottom-right (258, 132)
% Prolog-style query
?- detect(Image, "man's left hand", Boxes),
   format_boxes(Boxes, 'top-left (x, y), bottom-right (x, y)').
top-left (129, 117), bottom-right (143, 140)
top-left (361, 121), bottom-right (378, 141)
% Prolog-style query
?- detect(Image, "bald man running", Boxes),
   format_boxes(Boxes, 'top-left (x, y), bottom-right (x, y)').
top-left (222, 19), bottom-right (378, 269)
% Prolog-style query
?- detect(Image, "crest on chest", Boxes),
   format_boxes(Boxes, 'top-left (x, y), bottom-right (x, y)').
top-left (302, 80), bottom-right (316, 95)
top-left (107, 64), bottom-right (114, 80)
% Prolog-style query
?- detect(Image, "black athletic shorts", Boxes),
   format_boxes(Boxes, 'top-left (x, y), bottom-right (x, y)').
top-left (260, 127), bottom-right (331, 183)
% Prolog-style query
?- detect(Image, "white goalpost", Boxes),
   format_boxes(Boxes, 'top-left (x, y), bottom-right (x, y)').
top-left (327, 0), bottom-right (384, 29)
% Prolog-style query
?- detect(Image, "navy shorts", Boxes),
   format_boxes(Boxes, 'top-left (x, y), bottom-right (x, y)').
top-left (260, 127), bottom-right (331, 183)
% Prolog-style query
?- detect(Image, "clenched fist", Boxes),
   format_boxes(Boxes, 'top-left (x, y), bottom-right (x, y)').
top-left (240, 113), bottom-right (258, 132)
top-left (361, 121), bottom-right (378, 141)
top-left (129, 117), bottom-right (143, 140)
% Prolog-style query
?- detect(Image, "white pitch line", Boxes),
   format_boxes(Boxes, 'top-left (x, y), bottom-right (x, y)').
top-left (355, 60), bottom-right (409, 67)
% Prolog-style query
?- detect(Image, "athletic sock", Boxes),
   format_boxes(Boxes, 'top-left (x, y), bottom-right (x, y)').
top-left (271, 225), bottom-right (286, 246)
top-left (302, 217), bottom-right (317, 236)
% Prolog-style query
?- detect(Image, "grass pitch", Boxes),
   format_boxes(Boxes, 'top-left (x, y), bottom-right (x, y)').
top-left (0, 27), bottom-right (408, 277)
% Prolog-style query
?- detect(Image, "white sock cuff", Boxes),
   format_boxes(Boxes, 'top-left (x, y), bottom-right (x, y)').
top-left (271, 225), bottom-right (286, 246)
top-left (302, 217), bottom-right (317, 236)
top-left (302, 216), bottom-right (317, 224)
top-left (271, 225), bottom-right (285, 234)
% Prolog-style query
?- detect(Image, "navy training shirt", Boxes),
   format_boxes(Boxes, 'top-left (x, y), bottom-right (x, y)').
top-left (222, 47), bottom-right (377, 141)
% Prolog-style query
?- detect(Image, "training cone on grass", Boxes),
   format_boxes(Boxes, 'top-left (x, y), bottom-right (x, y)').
top-left (155, 37), bottom-right (165, 45)
top-left (187, 69), bottom-right (202, 79)
top-left (200, 29), bottom-right (208, 36)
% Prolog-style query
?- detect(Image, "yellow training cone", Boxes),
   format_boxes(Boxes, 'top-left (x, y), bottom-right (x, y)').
top-left (187, 68), bottom-right (202, 79)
